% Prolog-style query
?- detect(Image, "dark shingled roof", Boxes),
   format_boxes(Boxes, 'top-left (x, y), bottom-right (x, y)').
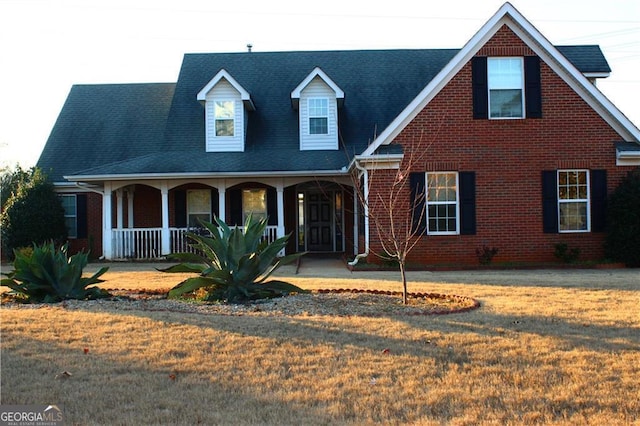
top-left (37, 46), bottom-right (612, 181)
top-left (37, 83), bottom-right (175, 181)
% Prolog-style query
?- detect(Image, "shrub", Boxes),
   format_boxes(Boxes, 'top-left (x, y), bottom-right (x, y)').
top-left (475, 245), bottom-right (499, 265)
top-left (553, 243), bottom-right (580, 264)
top-left (0, 168), bottom-right (67, 256)
top-left (1, 242), bottom-right (110, 303)
top-left (160, 215), bottom-right (306, 303)
top-left (604, 168), bottom-right (640, 267)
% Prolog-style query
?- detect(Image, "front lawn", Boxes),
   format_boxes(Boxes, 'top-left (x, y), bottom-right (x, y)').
top-left (1, 267), bottom-right (638, 424)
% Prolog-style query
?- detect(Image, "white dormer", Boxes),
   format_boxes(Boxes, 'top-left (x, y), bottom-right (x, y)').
top-left (291, 67), bottom-right (344, 151)
top-left (197, 69), bottom-right (255, 152)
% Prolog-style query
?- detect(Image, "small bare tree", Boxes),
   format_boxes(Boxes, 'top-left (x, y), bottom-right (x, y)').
top-left (350, 132), bottom-right (434, 305)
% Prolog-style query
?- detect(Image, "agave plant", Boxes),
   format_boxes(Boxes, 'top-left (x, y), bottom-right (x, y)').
top-left (1, 242), bottom-right (110, 303)
top-left (160, 215), bottom-right (306, 303)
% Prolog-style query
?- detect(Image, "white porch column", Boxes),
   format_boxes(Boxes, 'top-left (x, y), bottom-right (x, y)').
top-left (102, 182), bottom-right (113, 260)
top-left (126, 187), bottom-right (135, 228)
top-left (276, 182), bottom-right (285, 239)
top-left (116, 188), bottom-right (124, 230)
top-left (161, 182), bottom-right (171, 256)
top-left (218, 183), bottom-right (226, 223)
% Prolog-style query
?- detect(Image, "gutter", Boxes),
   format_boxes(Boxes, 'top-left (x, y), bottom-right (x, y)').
top-left (63, 168), bottom-right (350, 182)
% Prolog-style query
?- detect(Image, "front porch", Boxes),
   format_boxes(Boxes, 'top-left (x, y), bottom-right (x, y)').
top-left (99, 177), bottom-right (355, 260)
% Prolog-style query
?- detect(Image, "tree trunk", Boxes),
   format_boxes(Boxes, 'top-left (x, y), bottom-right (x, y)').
top-left (399, 261), bottom-right (408, 305)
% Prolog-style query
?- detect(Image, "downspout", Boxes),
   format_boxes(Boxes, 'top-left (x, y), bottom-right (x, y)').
top-left (348, 160), bottom-right (369, 266)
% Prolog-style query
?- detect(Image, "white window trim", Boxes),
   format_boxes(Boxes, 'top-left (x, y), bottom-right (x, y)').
top-left (307, 97), bottom-right (330, 136)
top-left (488, 57), bottom-right (525, 120)
top-left (213, 99), bottom-right (236, 138)
top-left (557, 169), bottom-right (591, 233)
top-left (426, 172), bottom-right (460, 236)
top-left (60, 194), bottom-right (78, 239)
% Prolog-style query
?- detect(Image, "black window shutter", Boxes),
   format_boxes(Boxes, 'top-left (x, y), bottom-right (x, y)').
top-left (524, 56), bottom-right (542, 119)
top-left (542, 171), bottom-right (558, 233)
top-left (590, 170), bottom-right (607, 232)
top-left (174, 190), bottom-right (187, 227)
top-left (459, 172), bottom-right (476, 235)
top-left (472, 56), bottom-right (488, 119)
top-left (210, 189), bottom-right (219, 221)
top-left (409, 172), bottom-right (427, 234)
top-left (267, 187), bottom-right (277, 226)
top-left (76, 194), bottom-right (88, 239)
top-left (229, 189), bottom-right (243, 226)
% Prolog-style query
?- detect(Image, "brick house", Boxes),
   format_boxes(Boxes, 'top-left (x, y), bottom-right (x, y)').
top-left (37, 3), bottom-right (640, 265)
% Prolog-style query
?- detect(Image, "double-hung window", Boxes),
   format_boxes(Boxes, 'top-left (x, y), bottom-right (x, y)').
top-left (426, 172), bottom-right (459, 234)
top-left (242, 189), bottom-right (267, 222)
top-left (308, 98), bottom-right (329, 135)
top-left (214, 100), bottom-right (235, 137)
top-left (187, 189), bottom-right (211, 227)
top-left (59, 194), bottom-right (77, 238)
top-left (488, 57), bottom-right (524, 119)
top-left (558, 170), bottom-right (590, 232)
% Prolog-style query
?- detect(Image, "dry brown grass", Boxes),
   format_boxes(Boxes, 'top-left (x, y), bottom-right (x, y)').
top-left (1, 263), bottom-right (639, 425)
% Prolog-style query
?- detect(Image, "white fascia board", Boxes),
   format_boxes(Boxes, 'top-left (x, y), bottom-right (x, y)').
top-left (361, 1), bottom-right (640, 157)
top-left (291, 67), bottom-right (345, 108)
top-left (616, 150), bottom-right (640, 166)
top-left (583, 72), bottom-right (610, 79)
top-left (197, 69), bottom-right (255, 111)
top-left (63, 169), bottom-right (350, 182)
top-left (352, 154), bottom-right (404, 170)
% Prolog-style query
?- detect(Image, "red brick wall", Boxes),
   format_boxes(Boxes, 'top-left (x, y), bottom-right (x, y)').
top-left (369, 26), bottom-right (637, 265)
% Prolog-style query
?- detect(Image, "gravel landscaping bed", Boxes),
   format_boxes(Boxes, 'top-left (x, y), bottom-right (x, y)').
top-left (2, 289), bottom-right (480, 317)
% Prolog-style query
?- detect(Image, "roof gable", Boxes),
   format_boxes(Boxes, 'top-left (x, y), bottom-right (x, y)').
top-left (361, 1), bottom-right (640, 156)
top-left (196, 69), bottom-right (255, 111)
top-left (291, 67), bottom-right (345, 108)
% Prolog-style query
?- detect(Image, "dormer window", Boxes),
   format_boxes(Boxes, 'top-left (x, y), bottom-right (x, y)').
top-left (197, 69), bottom-right (255, 152)
top-left (308, 98), bottom-right (329, 135)
top-left (214, 100), bottom-right (235, 137)
top-left (292, 67), bottom-right (344, 151)
top-left (488, 57), bottom-right (524, 118)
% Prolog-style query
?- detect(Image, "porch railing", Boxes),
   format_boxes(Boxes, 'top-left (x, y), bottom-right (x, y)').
top-left (111, 228), bottom-right (162, 260)
top-left (111, 226), bottom-right (279, 260)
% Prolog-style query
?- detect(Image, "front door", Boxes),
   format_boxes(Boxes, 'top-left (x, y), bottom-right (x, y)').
top-left (307, 193), bottom-right (333, 251)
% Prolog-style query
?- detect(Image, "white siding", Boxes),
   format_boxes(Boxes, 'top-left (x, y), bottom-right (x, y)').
top-left (300, 77), bottom-right (338, 150)
top-left (205, 79), bottom-right (244, 152)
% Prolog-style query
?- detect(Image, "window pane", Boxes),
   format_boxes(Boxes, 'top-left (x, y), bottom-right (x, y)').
top-left (309, 98), bottom-right (328, 116)
top-left (243, 189), bottom-right (267, 222)
top-left (309, 117), bottom-right (328, 135)
top-left (188, 213), bottom-right (211, 228)
top-left (214, 101), bottom-right (234, 119)
top-left (215, 119), bottom-right (234, 137)
top-left (490, 89), bottom-right (523, 118)
top-left (559, 202), bottom-right (588, 231)
top-left (188, 190), bottom-right (210, 214)
top-left (488, 58), bottom-right (522, 89)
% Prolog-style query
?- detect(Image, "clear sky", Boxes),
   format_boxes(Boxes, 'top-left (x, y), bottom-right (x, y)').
top-left (0, 0), bottom-right (638, 169)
